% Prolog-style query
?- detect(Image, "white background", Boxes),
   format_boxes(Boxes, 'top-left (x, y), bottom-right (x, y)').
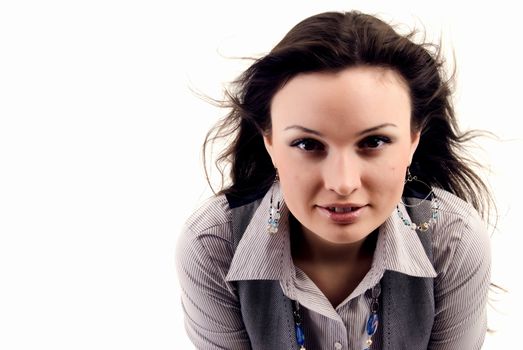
top-left (0, 0), bottom-right (521, 349)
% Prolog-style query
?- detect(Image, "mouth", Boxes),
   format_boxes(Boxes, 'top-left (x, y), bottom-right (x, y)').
top-left (326, 206), bottom-right (359, 213)
top-left (317, 204), bottom-right (366, 224)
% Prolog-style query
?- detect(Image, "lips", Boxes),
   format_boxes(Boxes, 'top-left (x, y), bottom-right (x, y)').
top-left (327, 206), bottom-right (357, 213)
top-left (317, 204), bottom-right (366, 224)
top-left (322, 203), bottom-right (365, 211)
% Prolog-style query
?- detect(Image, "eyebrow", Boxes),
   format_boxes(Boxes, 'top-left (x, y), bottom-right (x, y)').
top-left (284, 123), bottom-right (397, 137)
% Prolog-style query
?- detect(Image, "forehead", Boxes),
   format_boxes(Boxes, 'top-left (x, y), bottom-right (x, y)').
top-left (270, 66), bottom-right (412, 132)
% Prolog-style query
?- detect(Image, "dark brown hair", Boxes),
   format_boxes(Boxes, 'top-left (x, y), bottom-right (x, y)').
top-left (203, 11), bottom-right (494, 220)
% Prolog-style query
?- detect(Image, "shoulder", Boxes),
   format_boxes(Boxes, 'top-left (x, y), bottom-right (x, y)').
top-left (183, 194), bottom-right (232, 238)
top-left (432, 187), bottom-right (487, 238)
top-left (431, 188), bottom-right (490, 280)
top-left (176, 194), bottom-right (234, 272)
top-left (427, 189), bottom-right (490, 347)
top-left (175, 195), bottom-right (249, 339)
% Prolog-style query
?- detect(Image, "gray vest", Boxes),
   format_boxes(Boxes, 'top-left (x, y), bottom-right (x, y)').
top-left (228, 195), bottom-right (435, 350)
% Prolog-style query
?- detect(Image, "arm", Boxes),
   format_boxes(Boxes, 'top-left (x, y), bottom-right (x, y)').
top-left (429, 214), bottom-right (491, 349)
top-left (176, 225), bottom-right (251, 350)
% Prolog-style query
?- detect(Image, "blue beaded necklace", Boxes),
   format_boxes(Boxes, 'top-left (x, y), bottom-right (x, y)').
top-left (291, 283), bottom-right (381, 350)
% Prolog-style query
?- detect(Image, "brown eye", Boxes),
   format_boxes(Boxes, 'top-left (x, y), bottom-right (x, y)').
top-left (358, 135), bottom-right (391, 149)
top-left (290, 138), bottom-right (325, 152)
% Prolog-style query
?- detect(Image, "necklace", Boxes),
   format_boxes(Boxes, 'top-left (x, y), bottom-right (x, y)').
top-left (291, 283), bottom-right (381, 350)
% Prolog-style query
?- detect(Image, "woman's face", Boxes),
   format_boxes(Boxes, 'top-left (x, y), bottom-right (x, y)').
top-left (264, 66), bottom-right (420, 244)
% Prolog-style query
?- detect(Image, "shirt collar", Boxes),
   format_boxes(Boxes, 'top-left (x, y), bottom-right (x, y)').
top-left (226, 182), bottom-right (292, 282)
top-left (375, 204), bottom-right (437, 278)
top-left (225, 183), bottom-right (436, 282)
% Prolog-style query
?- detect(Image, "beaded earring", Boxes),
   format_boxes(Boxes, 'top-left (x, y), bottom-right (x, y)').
top-left (396, 168), bottom-right (439, 232)
top-left (267, 171), bottom-right (281, 234)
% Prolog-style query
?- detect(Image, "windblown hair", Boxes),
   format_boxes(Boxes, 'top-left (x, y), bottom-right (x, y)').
top-left (203, 10), bottom-right (494, 220)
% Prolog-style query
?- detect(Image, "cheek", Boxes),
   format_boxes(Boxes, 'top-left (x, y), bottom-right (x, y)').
top-left (278, 164), bottom-right (315, 194)
top-left (273, 147), bottom-right (315, 181)
top-left (388, 165), bottom-right (405, 183)
top-left (383, 152), bottom-right (410, 181)
top-left (277, 163), bottom-right (320, 209)
top-left (365, 164), bottom-right (405, 196)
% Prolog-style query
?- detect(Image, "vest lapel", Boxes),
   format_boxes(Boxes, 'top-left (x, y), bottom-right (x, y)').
top-left (381, 198), bottom-right (436, 350)
top-left (230, 196), bottom-right (297, 349)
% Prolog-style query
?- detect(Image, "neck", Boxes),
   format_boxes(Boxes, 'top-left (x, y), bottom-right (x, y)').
top-left (290, 216), bottom-right (377, 265)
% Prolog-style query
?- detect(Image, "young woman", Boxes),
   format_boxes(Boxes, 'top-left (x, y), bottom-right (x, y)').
top-left (176, 11), bottom-right (492, 350)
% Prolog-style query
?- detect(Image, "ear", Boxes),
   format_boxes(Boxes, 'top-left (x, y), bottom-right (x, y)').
top-left (262, 131), bottom-right (276, 166)
top-left (409, 131), bottom-right (421, 164)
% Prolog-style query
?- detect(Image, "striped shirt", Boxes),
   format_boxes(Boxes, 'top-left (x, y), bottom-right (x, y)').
top-left (176, 184), bottom-right (490, 349)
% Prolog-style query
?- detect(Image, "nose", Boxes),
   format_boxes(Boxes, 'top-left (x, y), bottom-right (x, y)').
top-left (323, 153), bottom-right (361, 196)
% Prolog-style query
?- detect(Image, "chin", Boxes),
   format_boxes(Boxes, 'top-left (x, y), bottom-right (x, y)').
top-left (320, 227), bottom-right (369, 245)
top-left (338, 236), bottom-right (368, 245)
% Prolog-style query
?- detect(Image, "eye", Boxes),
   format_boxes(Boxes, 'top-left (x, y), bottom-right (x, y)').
top-left (290, 138), bottom-right (325, 152)
top-left (358, 135), bottom-right (392, 149)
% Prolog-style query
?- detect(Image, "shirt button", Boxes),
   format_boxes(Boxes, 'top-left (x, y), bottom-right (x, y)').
top-left (334, 342), bottom-right (343, 349)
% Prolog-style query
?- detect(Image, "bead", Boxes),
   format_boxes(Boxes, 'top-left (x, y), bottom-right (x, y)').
top-left (366, 313), bottom-right (379, 336)
top-left (366, 338), bottom-right (373, 346)
top-left (295, 324), bottom-right (305, 345)
top-left (371, 284), bottom-right (381, 298)
top-left (397, 192), bottom-right (439, 233)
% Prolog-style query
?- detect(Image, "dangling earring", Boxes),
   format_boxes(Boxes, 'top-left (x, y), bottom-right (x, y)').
top-left (396, 167), bottom-right (439, 232)
top-left (267, 171), bottom-right (281, 234)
